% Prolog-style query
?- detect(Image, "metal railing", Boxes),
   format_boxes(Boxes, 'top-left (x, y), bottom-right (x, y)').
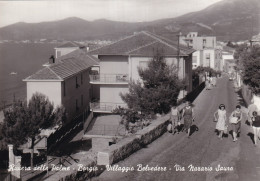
top-left (89, 74), bottom-right (129, 83)
top-left (86, 124), bottom-right (126, 136)
top-left (90, 102), bottom-right (127, 112)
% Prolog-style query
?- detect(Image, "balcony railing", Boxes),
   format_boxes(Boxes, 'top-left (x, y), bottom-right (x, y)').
top-left (90, 102), bottom-right (127, 112)
top-left (90, 74), bottom-right (129, 84)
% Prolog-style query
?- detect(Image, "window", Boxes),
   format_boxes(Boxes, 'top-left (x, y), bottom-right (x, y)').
top-left (81, 73), bottom-right (83, 84)
top-left (63, 81), bottom-right (66, 96)
top-left (76, 76), bottom-right (79, 88)
top-left (81, 95), bottom-right (83, 106)
top-left (206, 53), bottom-right (210, 59)
top-left (139, 61), bottom-right (148, 69)
top-left (192, 56), bottom-right (197, 63)
top-left (203, 39), bottom-right (206, 45)
top-left (76, 99), bottom-right (79, 111)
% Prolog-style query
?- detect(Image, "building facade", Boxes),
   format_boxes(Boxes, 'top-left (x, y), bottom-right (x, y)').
top-left (54, 41), bottom-right (85, 58)
top-left (181, 32), bottom-right (221, 71)
top-left (89, 31), bottom-right (195, 112)
top-left (24, 49), bottom-right (99, 121)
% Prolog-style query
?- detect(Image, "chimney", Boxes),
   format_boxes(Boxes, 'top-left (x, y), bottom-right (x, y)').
top-left (49, 55), bottom-right (55, 64)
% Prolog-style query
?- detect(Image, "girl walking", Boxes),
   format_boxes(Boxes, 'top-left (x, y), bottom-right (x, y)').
top-left (182, 101), bottom-right (194, 138)
top-left (170, 106), bottom-right (180, 134)
top-left (230, 105), bottom-right (242, 142)
top-left (214, 104), bottom-right (227, 140)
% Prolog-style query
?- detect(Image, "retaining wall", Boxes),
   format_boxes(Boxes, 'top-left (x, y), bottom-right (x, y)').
top-left (97, 115), bottom-right (169, 165)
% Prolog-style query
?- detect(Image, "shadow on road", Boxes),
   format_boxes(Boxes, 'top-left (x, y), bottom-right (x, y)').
top-left (190, 124), bottom-right (199, 136)
top-left (247, 132), bottom-right (255, 145)
top-left (236, 89), bottom-right (248, 108)
top-left (245, 120), bottom-right (251, 126)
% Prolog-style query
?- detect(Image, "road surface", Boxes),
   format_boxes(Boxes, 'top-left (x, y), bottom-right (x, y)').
top-left (91, 75), bottom-right (260, 181)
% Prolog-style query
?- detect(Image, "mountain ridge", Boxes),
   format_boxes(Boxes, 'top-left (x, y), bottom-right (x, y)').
top-left (0, 0), bottom-right (259, 41)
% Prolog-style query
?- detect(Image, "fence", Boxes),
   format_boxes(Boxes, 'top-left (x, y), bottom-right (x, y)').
top-left (90, 102), bottom-right (127, 112)
top-left (90, 74), bottom-right (128, 83)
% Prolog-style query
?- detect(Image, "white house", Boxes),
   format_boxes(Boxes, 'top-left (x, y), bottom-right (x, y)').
top-left (181, 32), bottom-right (222, 71)
top-left (88, 31), bottom-right (195, 112)
top-left (23, 49), bottom-right (99, 121)
top-left (54, 41), bottom-right (86, 58)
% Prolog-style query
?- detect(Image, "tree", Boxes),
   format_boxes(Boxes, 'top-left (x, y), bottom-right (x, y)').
top-left (116, 52), bottom-right (184, 131)
top-left (238, 45), bottom-right (260, 95)
top-left (1, 93), bottom-right (66, 167)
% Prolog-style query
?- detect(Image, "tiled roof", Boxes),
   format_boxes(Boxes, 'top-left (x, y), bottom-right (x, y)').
top-left (56, 48), bottom-right (100, 64)
top-left (25, 51), bottom-right (99, 81)
top-left (89, 31), bottom-right (195, 56)
top-left (56, 41), bottom-right (85, 48)
top-left (26, 67), bottom-right (62, 80)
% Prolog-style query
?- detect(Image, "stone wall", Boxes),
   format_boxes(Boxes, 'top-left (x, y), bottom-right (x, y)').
top-left (52, 115), bottom-right (169, 181)
top-left (97, 115), bottom-right (169, 165)
top-left (242, 84), bottom-right (252, 106)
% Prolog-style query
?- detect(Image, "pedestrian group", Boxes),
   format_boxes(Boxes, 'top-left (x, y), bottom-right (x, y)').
top-left (168, 99), bottom-right (260, 145)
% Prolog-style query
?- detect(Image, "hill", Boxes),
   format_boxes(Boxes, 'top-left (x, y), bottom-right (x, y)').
top-left (0, 0), bottom-right (259, 41)
top-left (157, 0), bottom-right (260, 41)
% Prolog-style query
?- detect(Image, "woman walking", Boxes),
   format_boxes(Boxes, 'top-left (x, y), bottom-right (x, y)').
top-left (214, 104), bottom-right (227, 140)
top-left (252, 111), bottom-right (260, 146)
top-left (230, 105), bottom-right (242, 142)
top-left (182, 101), bottom-right (194, 138)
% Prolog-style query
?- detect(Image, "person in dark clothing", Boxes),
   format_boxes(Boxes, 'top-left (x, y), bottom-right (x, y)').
top-left (182, 101), bottom-right (194, 138)
top-left (252, 111), bottom-right (260, 146)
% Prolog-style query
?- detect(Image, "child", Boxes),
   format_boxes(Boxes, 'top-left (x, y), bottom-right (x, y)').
top-left (170, 106), bottom-right (180, 134)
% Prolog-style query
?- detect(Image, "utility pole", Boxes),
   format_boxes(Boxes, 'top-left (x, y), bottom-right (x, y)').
top-left (177, 32), bottom-right (185, 97)
top-left (177, 32), bottom-right (182, 77)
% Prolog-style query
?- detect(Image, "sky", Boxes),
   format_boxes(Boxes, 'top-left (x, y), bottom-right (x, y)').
top-left (0, 0), bottom-right (223, 28)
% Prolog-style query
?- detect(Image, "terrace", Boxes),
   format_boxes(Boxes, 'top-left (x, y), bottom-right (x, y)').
top-left (89, 74), bottom-right (128, 84)
top-left (90, 102), bottom-right (127, 113)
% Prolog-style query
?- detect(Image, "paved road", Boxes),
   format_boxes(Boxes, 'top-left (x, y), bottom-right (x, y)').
top-left (91, 75), bottom-right (260, 181)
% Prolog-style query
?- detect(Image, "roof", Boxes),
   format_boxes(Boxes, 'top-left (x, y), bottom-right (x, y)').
top-left (89, 31), bottom-right (195, 56)
top-left (24, 50), bottom-right (99, 81)
top-left (56, 41), bottom-right (85, 48)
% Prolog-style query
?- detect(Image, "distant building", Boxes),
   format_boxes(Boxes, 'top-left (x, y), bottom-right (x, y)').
top-left (222, 50), bottom-right (234, 72)
top-left (181, 32), bottom-right (221, 71)
top-left (54, 41), bottom-right (86, 58)
top-left (88, 31), bottom-right (195, 113)
top-left (250, 33), bottom-right (260, 46)
top-left (223, 59), bottom-right (236, 76)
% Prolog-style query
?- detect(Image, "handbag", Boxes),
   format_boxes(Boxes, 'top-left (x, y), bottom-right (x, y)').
top-left (224, 126), bottom-right (228, 134)
top-left (167, 123), bottom-right (172, 132)
top-left (229, 116), bottom-right (238, 124)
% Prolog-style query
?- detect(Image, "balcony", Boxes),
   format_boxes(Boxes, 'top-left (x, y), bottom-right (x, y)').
top-left (90, 74), bottom-right (129, 84)
top-left (90, 102), bottom-right (127, 113)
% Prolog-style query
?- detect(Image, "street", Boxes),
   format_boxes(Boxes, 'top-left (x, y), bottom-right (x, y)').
top-left (91, 75), bottom-right (260, 181)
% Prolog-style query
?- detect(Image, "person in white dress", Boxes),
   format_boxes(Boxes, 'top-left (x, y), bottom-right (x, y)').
top-left (214, 104), bottom-right (227, 140)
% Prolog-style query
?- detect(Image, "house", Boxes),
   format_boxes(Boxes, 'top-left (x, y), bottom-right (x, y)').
top-left (88, 31), bottom-right (195, 113)
top-left (222, 51), bottom-right (234, 72)
top-left (54, 41), bottom-right (86, 58)
top-left (181, 32), bottom-right (216, 50)
top-left (223, 59), bottom-right (236, 76)
top-left (181, 32), bottom-right (222, 71)
top-left (23, 49), bottom-right (99, 121)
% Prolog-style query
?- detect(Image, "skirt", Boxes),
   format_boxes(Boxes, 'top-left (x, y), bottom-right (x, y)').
top-left (184, 115), bottom-right (192, 130)
top-left (231, 122), bottom-right (241, 133)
